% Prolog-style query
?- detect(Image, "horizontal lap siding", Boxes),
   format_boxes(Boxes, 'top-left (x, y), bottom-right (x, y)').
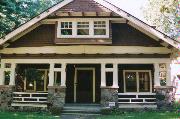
top-left (112, 23), bottom-right (162, 47)
top-left (8, 23), bottom-right (163, 47)
top-left (8, 25), bottom-right (55, 48)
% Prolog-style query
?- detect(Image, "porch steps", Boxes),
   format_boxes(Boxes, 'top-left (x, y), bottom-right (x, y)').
top-left (61, 104), bottom-right (101, 115)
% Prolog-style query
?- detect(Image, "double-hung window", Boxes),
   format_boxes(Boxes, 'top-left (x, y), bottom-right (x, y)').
top-left (77, 22), bottom-right (89, 35)
top-left (94, 21), bottom-right (106, 35)
top-left (57, 19), bottom-right (109, 38)
top-left (60, 22), bottom-right (72, 36)
top-left (123, 70), bottom-right (152, 93)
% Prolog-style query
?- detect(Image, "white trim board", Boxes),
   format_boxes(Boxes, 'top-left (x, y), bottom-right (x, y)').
top-left (1, 58), bottom-right (171, 64)
top-left (0, 46), bottom-right (171, 54)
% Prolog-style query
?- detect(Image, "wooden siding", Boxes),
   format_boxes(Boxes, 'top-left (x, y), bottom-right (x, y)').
top-left (112, 23), bottom-right (162, 46)
top-left (8, 23), bottom-right (163, 47)
top-left (8, 25), bottom-right (55, 48)
top-left (48, 0), bottom-right (119, 18)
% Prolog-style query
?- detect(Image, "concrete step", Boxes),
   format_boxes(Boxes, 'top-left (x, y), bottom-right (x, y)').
top-left (62, 104), bottom-right (102, 115)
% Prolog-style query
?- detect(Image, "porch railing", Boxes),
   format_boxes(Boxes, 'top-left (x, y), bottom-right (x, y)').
top-left (12, 92), bottom-right (48, 103)
top-left (118, 93), bottom-right (156, 104)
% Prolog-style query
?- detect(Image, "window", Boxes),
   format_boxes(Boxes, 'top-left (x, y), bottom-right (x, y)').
top-left (57, 19), bottom-right (109, 38)
top-left (124, 70), bottom-right (152, 93)
top-left (77, 22), bottom-right (89, 35)
top-left (94, 21), bottom-right (106, 35)
top-left (60, 22), bottom-right (72, 35)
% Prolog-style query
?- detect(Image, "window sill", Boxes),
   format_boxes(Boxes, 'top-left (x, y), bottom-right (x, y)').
top-left (55, 38), bottom-right (112, 44)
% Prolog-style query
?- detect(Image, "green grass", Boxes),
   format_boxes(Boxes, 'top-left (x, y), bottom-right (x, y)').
top-left (0, 112), bottom-right (60, 119)
top-left (97, 111), bottom-right (180, 119)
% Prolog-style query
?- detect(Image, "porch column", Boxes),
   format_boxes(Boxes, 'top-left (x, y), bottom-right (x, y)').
top-left (48, 63), bottom-right (54, 86)
top-left (166, 63), bottom-right (172, 86)
top-left (9, 63), bottom-right (16, 85)
top-left (101, 63), bottom-right (106, 87)
top-left (113, 63), bottom-right (119, 88)
top-left (154, 63), bottom-right (160, 86)
top-left (0, 63), bottom-right (5, 85)
top-left (60, 63), bottom-right (66, 87)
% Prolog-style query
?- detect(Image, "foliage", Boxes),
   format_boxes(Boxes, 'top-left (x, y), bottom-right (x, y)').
top-left (0, 0), bottom-right (62, 38)
top-left (155, 92), bottom-right (165, 101)
top-left (143, 0), bottom-right (178, 38)
top-left (0, 111), bottom-right (60, 119)
top-left (25, 68), bottom-right (42, 81)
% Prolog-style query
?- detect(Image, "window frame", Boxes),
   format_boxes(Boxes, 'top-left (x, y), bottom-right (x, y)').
top-left (57, 18), bottom-right (109, 38)
top-left (60, 22), bottom-right (73, 36)
top-left (123, 70), bottom-right (152, 93)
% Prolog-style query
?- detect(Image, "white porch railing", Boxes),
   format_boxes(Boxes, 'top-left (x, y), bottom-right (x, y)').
top-left (118, 93), bottom-right (156, 104)
top-left (12, 92), bottom-right (48, 104)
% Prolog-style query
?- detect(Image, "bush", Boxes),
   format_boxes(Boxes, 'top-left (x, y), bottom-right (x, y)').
top-left (49, 107), bottom-right (62, 115)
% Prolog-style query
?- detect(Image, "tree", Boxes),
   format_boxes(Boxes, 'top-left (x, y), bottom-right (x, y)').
top-left (143, 0), bottom-right (178, 38)
top-left (0, 0), bottom-right (62, 38)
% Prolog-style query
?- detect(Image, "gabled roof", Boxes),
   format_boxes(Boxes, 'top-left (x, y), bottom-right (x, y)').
top-left (0, 0), bottom-right (179, 50)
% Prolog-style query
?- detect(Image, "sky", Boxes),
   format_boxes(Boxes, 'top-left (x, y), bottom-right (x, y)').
top-left (106, 0), bottom-right (148, 22)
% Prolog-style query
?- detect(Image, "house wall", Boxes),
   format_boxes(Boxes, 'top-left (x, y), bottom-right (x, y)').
top-left (8, 23), bottom-right (162, 48)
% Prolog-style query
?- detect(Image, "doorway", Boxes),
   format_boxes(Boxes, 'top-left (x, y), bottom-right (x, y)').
top-left (74, 68), bottom-right (95, 103)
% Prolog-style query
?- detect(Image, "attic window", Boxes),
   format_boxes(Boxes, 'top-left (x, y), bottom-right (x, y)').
top-left (61, 22), bottom-right (72, 35)
top-left (57, 19), bottom-right (109, 38)
top-left (94, 21), bottom-right (106, 35)
top-left (77, 22), bottom-right (89, 35)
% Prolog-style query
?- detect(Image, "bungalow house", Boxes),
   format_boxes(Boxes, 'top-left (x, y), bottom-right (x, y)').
top-left (0, 0), bottom-right (180, 111)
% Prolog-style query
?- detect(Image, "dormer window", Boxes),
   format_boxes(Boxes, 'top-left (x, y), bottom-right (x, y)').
top-left (77, 22), bottom-right (89, 35)
top-left (57, 19), bottom-right (109, 38)
top-left (94, 21), bottom-right (106, 35)
top-left (61, 22), bottom-right (72, 35)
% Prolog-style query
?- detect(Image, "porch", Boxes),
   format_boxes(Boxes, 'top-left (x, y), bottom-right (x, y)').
top-left (0, 58), bottom-right (172, 109)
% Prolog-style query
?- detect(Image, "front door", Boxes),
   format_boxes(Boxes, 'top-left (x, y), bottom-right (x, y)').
top-left (74, 68), bottom-right (95, 103)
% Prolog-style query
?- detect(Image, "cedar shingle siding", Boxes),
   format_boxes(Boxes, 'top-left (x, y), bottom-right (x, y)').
top-left (57, 0), bottom-right (111, 12)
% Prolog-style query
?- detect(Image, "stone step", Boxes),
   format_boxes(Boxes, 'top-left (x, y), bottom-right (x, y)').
top-left (62, 104), bottom-right (102, 116)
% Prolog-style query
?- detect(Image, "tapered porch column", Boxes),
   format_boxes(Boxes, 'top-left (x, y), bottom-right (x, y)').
top-left (101, 63), bottom-right (106, 87)
top-left (61, 63), bottom-right (66, 87)
top-left (166, 63), bottom-right (172, 86)
top-left (9, 63), bottom-right (16, 85)
top-left (113, 63), bottom-right (119, 88)
top-left (48, 63), bottom-right (54, 86)
top-left (154, 63), bottom-right (160, 86)
top-left (0, 63), bottom-right (4, 85)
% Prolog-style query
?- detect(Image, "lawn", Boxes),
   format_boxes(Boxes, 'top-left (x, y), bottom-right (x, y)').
top-left (97, 111), bottom-right (180, 119)
top-left (0, 111), bottom-right (179, 119)
top-left (0, 112), bottom-right (60, 119)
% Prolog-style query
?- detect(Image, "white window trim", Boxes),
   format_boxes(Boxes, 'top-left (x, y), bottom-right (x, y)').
top-left (123, 70), bottom-right (152, 93)
top-left (57, 18), bottom-right (109, 38)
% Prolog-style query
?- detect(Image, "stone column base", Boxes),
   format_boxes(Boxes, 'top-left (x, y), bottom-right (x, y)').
top-left (47, 86), bottom-right (66, 113)
top-left (101, 87), bottom-right (118, 108)
top-left (155, 86), bottom-right (175, 109)
top-left (0, 85), bottom-right (15, 110)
